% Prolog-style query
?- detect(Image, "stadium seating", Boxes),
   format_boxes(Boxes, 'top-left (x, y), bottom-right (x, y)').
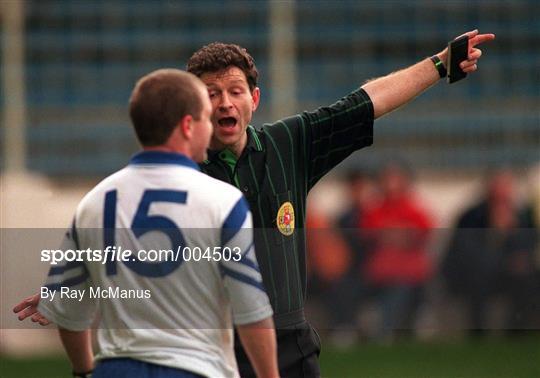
top-left (11, 0), bottom-right (540, 175)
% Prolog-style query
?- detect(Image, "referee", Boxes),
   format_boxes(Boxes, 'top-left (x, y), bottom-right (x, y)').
top-left (14, 29), bottom-right (494, 378)
top-left (188, 44), bottom-right (373, 377)
top-left (186, 29), bottom-right (494, 377)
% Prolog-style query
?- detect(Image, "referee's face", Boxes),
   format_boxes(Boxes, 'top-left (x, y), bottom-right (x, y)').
top-left (200, 66), bottom-right (260, 155)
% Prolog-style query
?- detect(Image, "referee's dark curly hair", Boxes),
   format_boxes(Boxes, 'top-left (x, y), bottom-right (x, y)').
top-left (187, 42), bottom-right (259, 92)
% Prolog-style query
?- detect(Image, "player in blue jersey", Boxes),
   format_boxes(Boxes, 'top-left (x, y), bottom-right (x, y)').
top-left (27, 69), bottom-right (278, 378)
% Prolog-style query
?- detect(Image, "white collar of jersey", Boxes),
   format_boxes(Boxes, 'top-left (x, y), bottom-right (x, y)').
top-left (129, 151), bottom-right (200, 171)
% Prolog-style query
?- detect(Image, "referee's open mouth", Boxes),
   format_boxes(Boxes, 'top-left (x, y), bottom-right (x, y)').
top-left (217, 117), bottom-right (238, 134)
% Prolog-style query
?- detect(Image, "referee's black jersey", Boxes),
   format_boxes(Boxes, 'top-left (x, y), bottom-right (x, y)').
top-left (201, 88), bottom-right (374, 327)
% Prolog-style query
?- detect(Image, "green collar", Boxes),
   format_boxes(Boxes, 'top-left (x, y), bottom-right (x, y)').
top-left (218, 148), bottom-right (240, 187)
top-left (218, 148), bottom-right (237, 168)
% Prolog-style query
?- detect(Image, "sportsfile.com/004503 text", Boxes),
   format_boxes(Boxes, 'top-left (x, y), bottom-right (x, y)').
top-left (40, 246), bottom-right (243, 265)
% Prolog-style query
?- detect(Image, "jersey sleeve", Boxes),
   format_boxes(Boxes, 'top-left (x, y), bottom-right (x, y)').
top-left (37, 219), bottom-right (98, 331)
top-left (302, 88), bottom-right (374, 188)
top-left (219, 196), bottom-right (273, 325)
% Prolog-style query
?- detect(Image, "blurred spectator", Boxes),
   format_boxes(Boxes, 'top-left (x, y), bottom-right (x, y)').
top-left (514, 200), bottom-right (540, 332)
top-left (320, 170), bottom-right (380, 340)
top-left (524, 164), bottom-right (540, 271)
top-left (442, 168), bottom-right (539, 335)
top-left (338, 169), bottom-right (381, 273)
top-left (306, 171), bottom-right (382, 346)
top-left (307, 208), bottom-right (352, 287)
top-left (360, 161), bottom-right (434, 341)
top-left (306, 207), bottom-right (355, 343)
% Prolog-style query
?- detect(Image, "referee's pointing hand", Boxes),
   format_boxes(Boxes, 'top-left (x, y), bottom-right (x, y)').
top-left (457, 29), bottom-right (496, 73)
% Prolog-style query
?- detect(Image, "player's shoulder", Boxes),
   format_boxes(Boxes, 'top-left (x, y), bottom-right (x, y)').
top-left (75, 168), bottom-right (130, 217)
top-left (188, 173), bottom-right (249, 227)
top-left (193, 172), bottom-right (244, 204)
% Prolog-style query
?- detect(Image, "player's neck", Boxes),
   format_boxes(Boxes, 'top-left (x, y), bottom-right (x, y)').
top-left (142, 145), bottom-right (191, 158)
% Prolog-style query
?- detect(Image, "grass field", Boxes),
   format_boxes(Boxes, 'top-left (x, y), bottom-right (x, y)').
top-left (1, 337), bottom-right (539, 378)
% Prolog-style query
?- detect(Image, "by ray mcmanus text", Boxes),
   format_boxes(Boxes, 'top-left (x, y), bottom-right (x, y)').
top-left (41, 285), bottom-right (152, 301)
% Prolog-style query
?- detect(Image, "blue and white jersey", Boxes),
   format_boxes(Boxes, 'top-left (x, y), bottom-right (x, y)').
top-left (38, 151), bottom-right (272, 378)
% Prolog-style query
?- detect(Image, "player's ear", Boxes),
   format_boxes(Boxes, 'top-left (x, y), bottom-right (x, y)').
top-left (179, 114), bottom-right (193, 140)
top-left (251, 87), bottom-right (260, 111)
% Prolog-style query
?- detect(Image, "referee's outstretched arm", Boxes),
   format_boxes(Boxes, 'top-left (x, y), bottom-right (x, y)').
top-left (362, 29), bottom-right (495, 119)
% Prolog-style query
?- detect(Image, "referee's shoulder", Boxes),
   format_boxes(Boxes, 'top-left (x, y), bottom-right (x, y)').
top-left (257, 114), bottom-right (305, 143)
top-left (260, 114), bottom-right (304, 131)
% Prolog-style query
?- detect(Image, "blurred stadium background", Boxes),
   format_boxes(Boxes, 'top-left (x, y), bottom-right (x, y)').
top-left (1, 1), bottom-right (539, 377)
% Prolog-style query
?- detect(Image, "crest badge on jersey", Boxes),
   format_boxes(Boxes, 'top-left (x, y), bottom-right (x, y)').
top-left (276, 201), bottom-right (295, 236)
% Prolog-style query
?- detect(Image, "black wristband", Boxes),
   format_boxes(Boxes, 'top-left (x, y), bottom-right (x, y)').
top-left (72, 370), bottom-right (93, 378)
top-left (430, 55), bottom-right (447, 79)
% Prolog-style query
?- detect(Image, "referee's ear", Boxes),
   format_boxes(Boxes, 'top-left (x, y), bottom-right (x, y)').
top-left (251, 87), bottom-right (261, 112)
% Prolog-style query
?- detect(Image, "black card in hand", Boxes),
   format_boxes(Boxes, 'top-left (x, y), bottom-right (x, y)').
top-left (447, 35), bottom-right (469, 84)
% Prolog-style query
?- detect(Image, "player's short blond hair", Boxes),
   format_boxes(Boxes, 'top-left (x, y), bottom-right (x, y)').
top-left (129, 69), bottom-right (205, 146)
